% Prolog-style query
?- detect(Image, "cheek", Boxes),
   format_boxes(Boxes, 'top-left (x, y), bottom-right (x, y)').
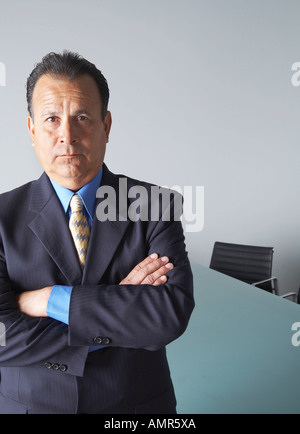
top-left (34, 128), bottom-right (57, 147)
top-left (93, 141), bottom-right (107, 160)
top-left (34, 140), bottom-right (55, 165)
top-left (34, 146), bottom-right (48, 165)
top-left (85, 133), bottom-right (107, 157)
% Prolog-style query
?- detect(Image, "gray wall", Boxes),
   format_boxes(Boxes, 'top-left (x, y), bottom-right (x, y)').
top-left (0, 0), bottom-right (299, 295)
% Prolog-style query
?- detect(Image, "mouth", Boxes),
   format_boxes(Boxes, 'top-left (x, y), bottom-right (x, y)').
top-left (57, 154), bottom-right (82, 158)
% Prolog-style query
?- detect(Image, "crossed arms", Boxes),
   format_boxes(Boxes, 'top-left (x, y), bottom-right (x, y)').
top-left (0, 223), bottom-right (194, 371)
top-left (0, 173), bottom-right (194, 371)
top-left (17, 254), bottom-right (175, 317)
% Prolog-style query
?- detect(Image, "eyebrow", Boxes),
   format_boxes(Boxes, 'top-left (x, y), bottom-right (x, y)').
top-left (74, 109), bottom-right (93, 117)
top-left (41, 109), bottom-right (93, 118)
top-left (41, 111), bottom-right (59, 118)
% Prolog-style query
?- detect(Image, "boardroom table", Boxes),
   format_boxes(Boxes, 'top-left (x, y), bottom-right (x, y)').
top-left (167, 263), bottom-right (300, 414)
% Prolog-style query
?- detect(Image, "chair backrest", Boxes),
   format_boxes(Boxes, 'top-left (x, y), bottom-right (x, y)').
top-left (209, 241), bottom-right (275, 292)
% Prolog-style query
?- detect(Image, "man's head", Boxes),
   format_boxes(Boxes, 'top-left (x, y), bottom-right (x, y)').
top-left (27, 51), bottom-right (112, 191)
top-left (27, 51), bottom-right (109, 121)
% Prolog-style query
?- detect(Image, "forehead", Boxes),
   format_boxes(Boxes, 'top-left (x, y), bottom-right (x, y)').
top-left (32, 73), bottom-right (102, 113)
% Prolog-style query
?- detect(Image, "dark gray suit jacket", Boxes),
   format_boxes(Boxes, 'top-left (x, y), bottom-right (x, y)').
top-left (0, 164), bottom-right (194, 414)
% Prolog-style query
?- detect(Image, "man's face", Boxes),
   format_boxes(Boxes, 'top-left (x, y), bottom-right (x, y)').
top-left (28, 73), bottom-right (112, 191)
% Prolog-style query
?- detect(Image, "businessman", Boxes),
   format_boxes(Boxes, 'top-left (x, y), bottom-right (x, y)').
top-left (0, 51), bottom-right (194, 414)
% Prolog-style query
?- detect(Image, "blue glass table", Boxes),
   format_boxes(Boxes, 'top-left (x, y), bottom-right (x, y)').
top-left (167, 263), bottom-right (300, 414)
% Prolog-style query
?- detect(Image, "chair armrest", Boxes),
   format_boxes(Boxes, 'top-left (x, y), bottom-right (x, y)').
top-left (251, 277), bottom-right (279, 295)
top-left (280, 292), bottom-right (298, 303)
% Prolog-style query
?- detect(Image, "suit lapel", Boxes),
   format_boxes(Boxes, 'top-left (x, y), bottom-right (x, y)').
top-left (27, 173), bottom-right (83, 285)
top-left (82, 165), bottom-right (131, 284)
top-left (27, 168), bottom-right (131, 286)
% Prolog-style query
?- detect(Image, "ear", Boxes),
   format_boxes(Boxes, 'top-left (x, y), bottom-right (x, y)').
top-left (104, 111), bottom-right (112, 143)
top-left (27, 115), bottom-right (35, 146)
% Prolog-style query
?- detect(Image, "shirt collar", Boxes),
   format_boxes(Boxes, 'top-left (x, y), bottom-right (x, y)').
top-left (50, 167), bottom-right (103, 220)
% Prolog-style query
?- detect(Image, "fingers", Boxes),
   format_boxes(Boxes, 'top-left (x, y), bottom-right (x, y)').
top-left (120, 253), bottom-right (159, 283)
top-left (141, 256), bottom-right (174, 286)
top-left (119, 254), bottom-right (174, 286)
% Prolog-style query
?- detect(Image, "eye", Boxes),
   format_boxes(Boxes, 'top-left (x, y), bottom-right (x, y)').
top-left (46, 116), bottom-right (58, 123)
top-left (77, 115), bottom-right (88, 121)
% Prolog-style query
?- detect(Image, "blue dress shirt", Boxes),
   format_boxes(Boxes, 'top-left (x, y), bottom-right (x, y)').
top-left (46, 168), bottom-right (103, 330)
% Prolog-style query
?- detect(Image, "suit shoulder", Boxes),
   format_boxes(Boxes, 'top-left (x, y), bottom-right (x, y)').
top-left (0, 180), bottom-right (35, 201)
top-left (0, 180), bottom-right (36, 216)
top-left (103, 164), bottom-right (182, 198)
top-left (110, 171), bottom-right (183, 222)
top-left (113, 171), bottom-right (183, 199)
top-left (110, 170), bottom-right (154, 188)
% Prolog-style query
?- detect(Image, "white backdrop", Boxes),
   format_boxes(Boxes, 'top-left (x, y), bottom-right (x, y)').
top-left (0, 0), bottom-right (299, 294)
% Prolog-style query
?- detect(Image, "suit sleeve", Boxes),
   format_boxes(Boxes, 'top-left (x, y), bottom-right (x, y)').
top-left (0, 233), bottom-right (88, 374)
top-left (68, 197), bottom-right (195, 351)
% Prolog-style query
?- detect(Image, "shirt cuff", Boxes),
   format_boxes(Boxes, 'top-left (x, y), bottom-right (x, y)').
top-left (46, 285), bottom-right (73, 325)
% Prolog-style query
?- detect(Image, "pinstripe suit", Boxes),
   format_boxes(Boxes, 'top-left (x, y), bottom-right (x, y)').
top-left (0, 164), bottom-right (194, 414)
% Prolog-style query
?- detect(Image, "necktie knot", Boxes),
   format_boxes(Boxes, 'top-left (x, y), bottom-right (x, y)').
top-left (70, 194), bottom-right (84, 213)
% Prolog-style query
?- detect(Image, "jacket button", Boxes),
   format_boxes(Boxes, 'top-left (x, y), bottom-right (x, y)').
top-left (93, 336), bottom-right (103, 344)
top-left (103, 337), bottom-right (111, 345)
top-left (59, 365), bottom-right (68, 372)
top-left (52, 363), bottom-right (60, 370)
top-left (44, 362), bottom-right (53, 370)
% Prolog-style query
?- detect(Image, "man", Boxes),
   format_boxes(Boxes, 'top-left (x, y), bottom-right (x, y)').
top-left (0, 51), bottom-right (194, 414)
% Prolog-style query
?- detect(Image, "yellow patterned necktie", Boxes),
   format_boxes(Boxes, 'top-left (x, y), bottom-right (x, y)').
top-left (69, 194), bottom-right (90, 269)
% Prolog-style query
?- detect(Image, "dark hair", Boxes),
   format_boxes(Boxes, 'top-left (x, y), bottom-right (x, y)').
top-left (26, 50), bottom-right (109, 120)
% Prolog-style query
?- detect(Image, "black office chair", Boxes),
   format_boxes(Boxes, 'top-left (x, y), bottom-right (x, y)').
top-left (209, 241), bottom-right (298, 301)
top-left (209, 241), bottom-right (279, 294)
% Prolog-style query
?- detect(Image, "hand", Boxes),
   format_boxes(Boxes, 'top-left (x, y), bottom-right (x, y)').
top-left (17, 287), bottom-right (52, 317)
top-left (119, 253), bottom-right (174, 286)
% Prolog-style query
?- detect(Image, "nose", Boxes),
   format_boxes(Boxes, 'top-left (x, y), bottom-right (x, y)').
top-left (59, 119), bottom-right (78, 145)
